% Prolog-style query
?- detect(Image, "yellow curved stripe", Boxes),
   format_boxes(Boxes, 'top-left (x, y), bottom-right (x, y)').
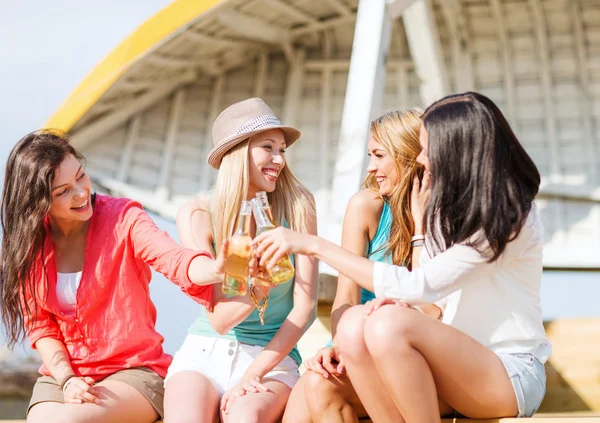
top-left (45, 0), bottom-right (225, 131)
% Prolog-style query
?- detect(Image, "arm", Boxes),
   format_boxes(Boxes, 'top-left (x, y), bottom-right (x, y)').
top-left (313, 237), bottom-right (497, 304)
top-left (124, 201), bottom-right (213, 306)
top-left (22, 290), bottom-right (98, 404)
top-left (331, 191), bottom-right (380, 338)
top-left (35, 338), bottom-right (100, 404)
top-left (254, 230), bottom-right (498, 305)
top-left (241, 209), bottom-right (319, 381)
top-left (176, 197), bottom-right (272, 334)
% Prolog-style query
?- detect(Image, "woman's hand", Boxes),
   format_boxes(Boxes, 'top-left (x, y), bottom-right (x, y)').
top-left (212, 239), bottom-right (229, 283)
top-left (63, 376), bottom-right (101, 405)
top-left (363, 297), bottom-right (410, 316)
top-left (411, 172), bottom-right (431, 234)
top-left (304, 347), bottom-right (344, 379)
top-left (248, 254), bottom-right (278, 288)
top-left (220, 373), bottom-right (269, 415)
top-left (252, 227), bottom-right (316, 269)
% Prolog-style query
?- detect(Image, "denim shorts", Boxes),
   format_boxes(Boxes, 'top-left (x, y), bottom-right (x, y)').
top-left (498, 353), bottom-right (546, 417)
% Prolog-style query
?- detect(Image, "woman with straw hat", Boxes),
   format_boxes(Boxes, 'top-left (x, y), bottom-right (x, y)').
top-left (164, 98), bottom-right (318, 423)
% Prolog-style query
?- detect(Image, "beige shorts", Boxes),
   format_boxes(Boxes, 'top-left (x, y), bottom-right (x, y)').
top-left (28, 367), bottom-right (164, 420)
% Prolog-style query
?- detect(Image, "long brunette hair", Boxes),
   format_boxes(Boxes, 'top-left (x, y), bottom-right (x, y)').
top-left (1, 130), bottom-right (85, 348)
top-left (422, 92), bottom-right (540, 261)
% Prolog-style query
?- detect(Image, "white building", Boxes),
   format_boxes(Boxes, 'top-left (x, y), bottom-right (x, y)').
top-left (46, 0), bottom-right (600, 272)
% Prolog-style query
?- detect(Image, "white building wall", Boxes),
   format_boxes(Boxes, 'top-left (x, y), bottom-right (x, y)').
top-left (80, 0), bottom-right (600, 268)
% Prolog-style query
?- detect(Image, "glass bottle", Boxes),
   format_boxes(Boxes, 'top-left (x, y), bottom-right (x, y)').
top-left (223, 200), bottom-right (252, 296)
top-left (252, 193), bottom-right (295, 285)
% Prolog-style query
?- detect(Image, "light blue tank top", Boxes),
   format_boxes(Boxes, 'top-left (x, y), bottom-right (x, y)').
top-left (326, 201), bottom-right (392, 347)
top-left (361, 201), bottom-right (393, 303)
top-left (188, 219), bottom-right (301, 366)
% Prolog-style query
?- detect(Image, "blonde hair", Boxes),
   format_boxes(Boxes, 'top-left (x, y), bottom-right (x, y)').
top-left (211, 138), bottom-right (315, 248)
top-left (363, 108), bottom-right (424, 267)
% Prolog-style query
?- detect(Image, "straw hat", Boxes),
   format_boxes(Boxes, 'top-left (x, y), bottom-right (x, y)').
top-left (207, 98), bottom-right (301, 169)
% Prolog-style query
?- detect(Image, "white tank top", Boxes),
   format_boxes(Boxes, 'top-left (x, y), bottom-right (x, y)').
top-left (56, 272), bottom-right (82, 315)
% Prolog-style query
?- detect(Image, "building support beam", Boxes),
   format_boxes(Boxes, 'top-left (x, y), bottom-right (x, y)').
top-left (320, 68), bottom-right (332, 202)
top-left (253, 50), bottom-right (269, 98)
top-left (401, 0), bottom-right (449, 106)
top-left (327, 0), bottom-right (391, 243)
top-left (291, 15), bottom-right (355, 37)
top-left (156, 88), bottom-right (186, 201)
top-left (117, 115), bottom-right (142, 182)
top-left (322, 0), bottom-right (352, 16)
top-left (490, 0), bottom-right (517, 125)
top-left (282, 49), bottom-right (306, 167)
top-left (439, 0), bottom-right (474, 92)
top-left (71, 71), bottom-right (196, 150)
top-left (201, 76), bottom-right (224, 191)
top-left (262, 0), bottom-right (315, 25)
top-left (572, 0), bottom-right (597, 183)
top-left (530, 0), bottom-right (560, 178)
top-left (216, 9), bottom-right (290, 44)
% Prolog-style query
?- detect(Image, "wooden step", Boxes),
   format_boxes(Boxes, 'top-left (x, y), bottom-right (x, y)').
top-left (0, 420), bottom-right (600, 423)
top-left (3, 415), bottom-right (599, 422)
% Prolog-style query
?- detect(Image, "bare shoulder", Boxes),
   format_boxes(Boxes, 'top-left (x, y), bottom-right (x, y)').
top-left (344, 190), bottom-right (385, 239)
top-left (177, 194), bottom-right (212, 224)
top-left (346, 189), bottom-right (384, 216)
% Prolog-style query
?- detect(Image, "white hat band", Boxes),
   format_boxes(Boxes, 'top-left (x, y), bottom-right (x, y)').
top-left (232, 115), bottom-right (281, 137)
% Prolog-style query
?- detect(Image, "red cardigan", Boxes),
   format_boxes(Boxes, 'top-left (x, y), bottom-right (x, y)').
top-left (23, 195), bottom-right (212, 379)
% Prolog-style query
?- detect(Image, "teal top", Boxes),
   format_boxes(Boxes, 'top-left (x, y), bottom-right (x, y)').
top-left (188, 220), bottom-right (302, 366)
top-left (361, 201), bottom-right (393, 303)
top-left (327, 201), bottom-right (392, 347)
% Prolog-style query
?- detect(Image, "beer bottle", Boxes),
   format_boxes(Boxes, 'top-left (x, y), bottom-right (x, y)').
top-left (223, 200), bottom-right (252, 296)
top-left (252, 193), bottom-right (295, 285)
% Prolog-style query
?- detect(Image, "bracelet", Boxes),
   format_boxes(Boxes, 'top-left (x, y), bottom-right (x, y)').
top-left (411, 305), bottom-right (425, 314)
top-left (411, 240), bottom-right (424, 247)
top-left (249, 285), bottom-right (270, 326)
top-left (411, 235), bottom-right (425, 242)
top-left (60, 374), bottom-right (76, 392)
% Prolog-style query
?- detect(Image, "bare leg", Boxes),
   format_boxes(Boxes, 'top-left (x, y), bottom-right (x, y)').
top-left (223, 379), bottom-right (291, 423)
top-left (363, 304), bottom-right (518, 421)
top-left (27, 380), bottom-right (158, 423)
top-left (282, 374), bottom-right (312, 423)
top-left (304, 369), bottom-right (368, 423)
top-left (335, 305), bottom-right (406, 423)
top-left (164, 371), bottom-right (220, 423)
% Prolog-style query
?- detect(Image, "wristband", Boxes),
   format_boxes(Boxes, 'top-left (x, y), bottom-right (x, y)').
top-left (411, 305), bottom-right (425, 314)
top-left (411, 235), bottom-right (425, 242)
top-left (411, 240), bottom-right (424, 247)
top-left (60, 374), bottom-right (76, 392)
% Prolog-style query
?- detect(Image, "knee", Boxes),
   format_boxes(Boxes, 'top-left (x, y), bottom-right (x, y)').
top-left (304, 371), bottom-right (341, 408)
top-left (335, 305), bottom-right (367, 359)
top-left (226, 411), bottom-right (261, 423)
top-left (364, 305), bottom-right (417, 356)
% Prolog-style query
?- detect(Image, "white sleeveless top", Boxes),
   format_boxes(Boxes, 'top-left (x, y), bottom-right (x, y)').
top-left (56, 271), bottom-right (82, 315)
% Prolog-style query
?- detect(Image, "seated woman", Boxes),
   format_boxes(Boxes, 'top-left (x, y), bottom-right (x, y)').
top-left (283, 109), bottom-right (444, 423)
top-left (0, 130), bottom-right (217, 423)
top-left (254, 92), bottom-right (550, 421)
top-left (163, 98), bottom-right (318, 423)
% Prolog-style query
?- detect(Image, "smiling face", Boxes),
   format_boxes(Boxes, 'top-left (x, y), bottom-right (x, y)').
top-left (247, 129), bottom-right (287, 196)
top-left (366, 136), bottom-right (400, 197)
top-left (416, 124), bottom-right (431, 173)
top-left (48, 154), bottom-right (93, 223)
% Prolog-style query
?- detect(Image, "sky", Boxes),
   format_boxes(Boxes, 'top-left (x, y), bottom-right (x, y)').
top-left (0, 1), bottom-right (598, 359)
top-left (0, 1), bottom-right (173, 172)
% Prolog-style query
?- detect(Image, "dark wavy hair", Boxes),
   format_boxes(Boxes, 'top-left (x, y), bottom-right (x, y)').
top-left (422, 92), bottom-right (540, 262)
top-left (1, 129), bottom-right (85, 348)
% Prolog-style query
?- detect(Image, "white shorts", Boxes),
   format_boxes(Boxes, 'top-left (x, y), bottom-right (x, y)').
top-left (165, 334), bottom-right (300, 397)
